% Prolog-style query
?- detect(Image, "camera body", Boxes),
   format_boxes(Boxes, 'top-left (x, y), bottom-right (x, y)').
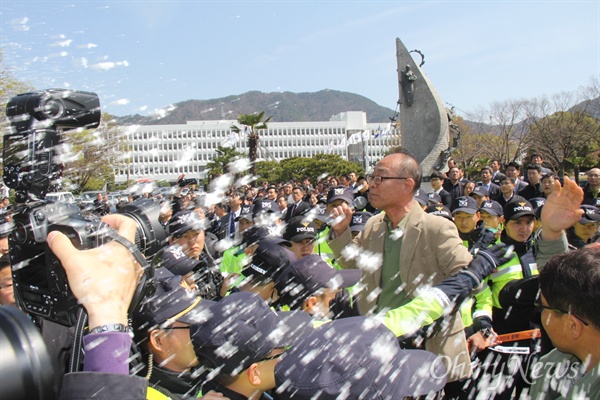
top-left (3, 89), bottom-right (166, 326)
top-left (178, 178), bottom-right (198, 187)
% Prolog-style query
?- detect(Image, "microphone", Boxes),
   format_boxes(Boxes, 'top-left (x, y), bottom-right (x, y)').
top-left (326, 196), bottom-right (367, 226)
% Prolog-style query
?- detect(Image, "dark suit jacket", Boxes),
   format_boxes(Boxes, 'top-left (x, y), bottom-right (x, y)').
top-left (477, 182), bottom-right (502, 201)
top-left (284, 200), bottom-right (311, 221)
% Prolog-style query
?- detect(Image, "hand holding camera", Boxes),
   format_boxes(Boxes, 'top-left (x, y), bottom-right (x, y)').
top-left (46, 214), bottom-right (142, 329)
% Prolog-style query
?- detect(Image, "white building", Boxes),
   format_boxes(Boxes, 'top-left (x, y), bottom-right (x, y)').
top-left (114, 111), bottom-right (400, 183)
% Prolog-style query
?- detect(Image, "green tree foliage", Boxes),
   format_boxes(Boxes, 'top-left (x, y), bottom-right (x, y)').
top-left (205, 145), bottom-right (244, 182)
top-left (230, 111), bottom-right (272, 175)
top-left (279, 154), bottom-right (364, 183)
top-left (255, 160), bottom-right (283, 185)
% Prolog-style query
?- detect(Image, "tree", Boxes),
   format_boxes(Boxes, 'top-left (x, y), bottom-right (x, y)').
top-left (279, 154), bottom-right (364, 183)
top-left (466, 99), bottom-right (532, 166)
top-left (230, 111), bottom-right (272, 175)
top-left (61, 113), bottom-right (124, 191)
top-left (204, 145), bottom-right (244, 183)
top-left (527, 111), bottom-right (600, 177)
top-left (255, 160), bottom-right (283, 185)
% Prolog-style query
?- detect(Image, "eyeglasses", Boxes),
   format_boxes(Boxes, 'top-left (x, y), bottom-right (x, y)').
top-left (534, 302), bottom-right (589, 326)
top-left (366, 174), bottom-right (409, 185)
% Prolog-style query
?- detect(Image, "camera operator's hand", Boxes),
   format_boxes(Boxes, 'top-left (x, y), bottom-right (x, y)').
top-left (46, 214), bottom-right (142, 330)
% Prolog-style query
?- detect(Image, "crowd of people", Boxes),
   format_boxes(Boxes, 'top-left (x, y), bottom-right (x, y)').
top-left (1, 150), bottom-right (599, 399)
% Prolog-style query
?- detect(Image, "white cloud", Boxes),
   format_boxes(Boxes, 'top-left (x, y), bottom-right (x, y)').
top-left (90, 60), bottom-right (129, 70)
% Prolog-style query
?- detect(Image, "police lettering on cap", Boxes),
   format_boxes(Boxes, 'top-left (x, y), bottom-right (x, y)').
top-left (479, 200), bottom-right (503, 217)
top-left (326, 185), bottom-right (354, 205)
top-left (504, 199), bottom-right (535, 221)
top-left (168, 210), bottom-right (205, 238)
top-left (283, 216), bottom-right (317, 243)
top-left (451, 196), bottom-right (479, 215)
top-left (241, 240), bottom-right (290, 282)
top-left (579, 205), bottom-right (600, 224)
top-left (426, 204), bottom-right (453, 221)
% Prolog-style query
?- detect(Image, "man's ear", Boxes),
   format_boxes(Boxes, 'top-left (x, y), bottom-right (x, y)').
top-left (148, 329), bottom-right (165, 352)
top-left (303, 296), bottom-right (318, 313)
top-left (567, 315), bottom-right (585, 340)
top-left (247, 363), bottom-right (262, 386)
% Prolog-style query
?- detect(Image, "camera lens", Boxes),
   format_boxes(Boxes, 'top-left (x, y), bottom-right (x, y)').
top-left (117, 199), bottom-right (167, 260)
top-left (13, 221), bottom-right (27, 244)
top-left (0, 306), bottom-right (58, 399)
top-left (41, 98), bottom-right (64, 120)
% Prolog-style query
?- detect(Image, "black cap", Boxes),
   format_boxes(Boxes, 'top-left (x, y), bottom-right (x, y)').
top-left (529, 197), bottom-right (546, 220)
top-left (426, 204), bottom-right (453, 221)
top-left (168, 210), bottom-right (204, 238)
top-left (326, 185), bottom-right (354, 204)
top-left (349, 211), bottom-right (374, 232)
top-left (479, 200), bottom-right (503, 217)
top-left (252, 199), bottom-right (278, 217)
top-left (275, 254), bottom-right (361, 309)
top-left (284, 216), bottom-right (317, 242)
top-left (241, 240), bottom-right (290, 282)
top-left (191, 292), bottom-right (312, 375)
top-left (504, 199), bottom-right (535, 221)
top-left (414, 188), bottom-right (429, 206)
top-left (451, 196), bottom-right (479, 215)
top-left (132, 275), bottom-right (214, 331)
top-left (274, 316), bottom-right (446, 399)
top-left (579, 205), bottom-right (600, 224)
top-left (234, 205), bottom-right (253, 222)
top-left (427, 192), bottom-right (442, 205)
top-left (471, 186), bottom-right (489, 198)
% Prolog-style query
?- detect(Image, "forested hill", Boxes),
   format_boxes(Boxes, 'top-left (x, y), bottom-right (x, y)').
top-left (113, 89), bottom-right (396, 125)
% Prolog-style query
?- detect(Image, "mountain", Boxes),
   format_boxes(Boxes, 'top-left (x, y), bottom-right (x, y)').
top-left (113, 89), bottom-right (396, 125)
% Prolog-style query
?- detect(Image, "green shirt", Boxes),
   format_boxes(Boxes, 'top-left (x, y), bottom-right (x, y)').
top-left (377, 215), bottom-right (410, 311)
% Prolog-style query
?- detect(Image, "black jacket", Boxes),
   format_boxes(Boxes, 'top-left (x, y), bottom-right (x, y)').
top-left (284, 200), bottom-right (311, 221)
top-left (59, 372), bottom-right (148, 399)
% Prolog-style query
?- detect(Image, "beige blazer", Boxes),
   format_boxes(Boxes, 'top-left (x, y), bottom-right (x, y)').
top-left (329, 202), bottom-right (474, 382)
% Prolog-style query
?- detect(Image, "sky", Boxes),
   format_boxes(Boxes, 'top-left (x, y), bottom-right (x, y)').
top-left (0, 1), bottom-right (598, 119)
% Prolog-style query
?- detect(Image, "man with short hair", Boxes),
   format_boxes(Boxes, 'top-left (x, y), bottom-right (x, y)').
top-left (519, 164), bottom-right (545, 200)
top-left (478, 166), bottom-right (502, 201)
top-left (529, 244), bottom-right (600, 399)
top-left (505, 162), bottom-right (528, 194)
top-left (218, 190), bottom-right (243, 240)
top-left (529, 153), bottom-right (552, 176)
top-left (265, 185), bottom-right (278, 201)
top-left (430, 170), bottom-right (452, 208)
top-left (490, 159), bottom-right (507, 185)
top-left (582, 167), bottom-right (600, 207)
top-left (329, 150), bottom-right (474, 384)
top-left (284, 186), bottom-right (310, 221)
top-left (443, 166), bottom-right (465, 203)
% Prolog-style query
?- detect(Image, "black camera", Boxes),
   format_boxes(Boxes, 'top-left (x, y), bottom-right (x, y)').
top-left (178, 178), bottom-right (198, 187)
top-left (3, 89), bottom-right (167, 326)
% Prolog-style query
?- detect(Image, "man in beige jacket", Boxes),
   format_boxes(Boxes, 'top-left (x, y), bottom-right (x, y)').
top-left (328, 150), bottom-right (473, 384)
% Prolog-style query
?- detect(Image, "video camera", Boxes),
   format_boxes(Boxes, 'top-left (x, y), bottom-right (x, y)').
top-left (3, 89), bottom-right (167, 326)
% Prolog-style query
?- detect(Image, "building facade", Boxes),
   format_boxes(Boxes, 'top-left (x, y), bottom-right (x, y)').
top-left (114, 111), bottom-right (400, 183)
